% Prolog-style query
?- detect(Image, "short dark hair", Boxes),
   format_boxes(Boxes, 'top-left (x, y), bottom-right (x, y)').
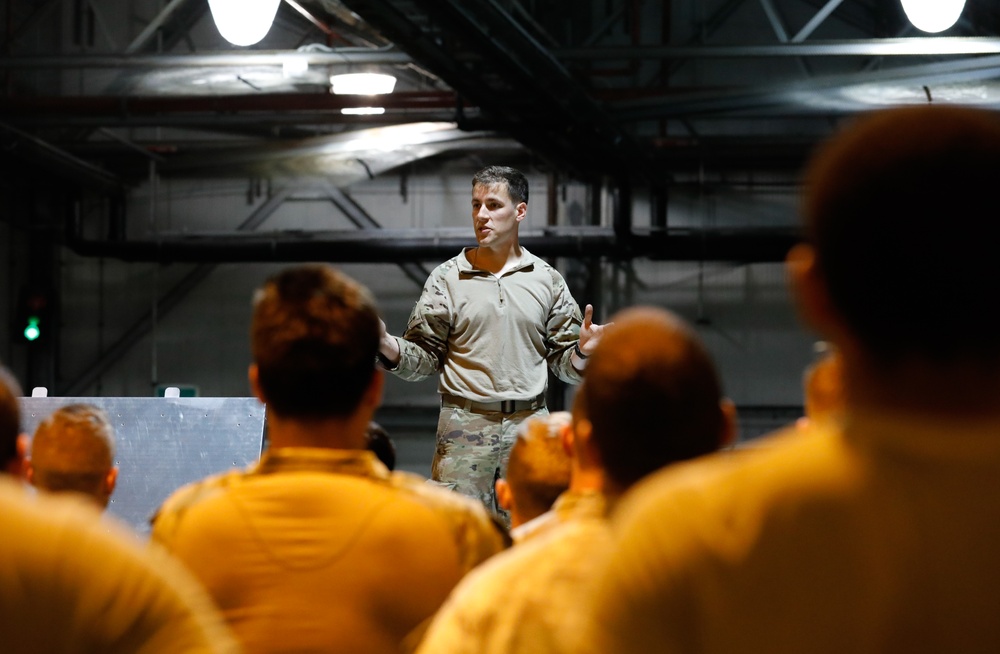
top-left (0, 365), bottom-right (22, 468)
top-left (574, 307), bottom-right (724, 490)
top-left (251, 265), bottom-right (380, 419)
top-left (472, 166), bottom-right (529, 205)
top-left (804, 106), bottom-right (1000, 364)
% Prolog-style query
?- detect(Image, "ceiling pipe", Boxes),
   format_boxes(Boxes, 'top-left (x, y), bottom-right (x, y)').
top-left (7, 38), bottom-right (999, 72)
top-left (0, 120), bottom-right (124, 193)
top-left (64, 227), bottom-right (800, 264)
top-left (0, 50), bottom-right (413, 69)
top-left (0, 92), bottom-right (461, 114)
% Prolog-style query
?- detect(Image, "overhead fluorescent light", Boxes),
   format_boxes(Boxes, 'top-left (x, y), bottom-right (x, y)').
top-left (330, 73), bottom-right (397, 95)
top-left (341, 107), bottom-right (386, 115)
top-left (900, 0), bottom-right (966, 34)
top-left (208, 0), bottom-right (281, 46)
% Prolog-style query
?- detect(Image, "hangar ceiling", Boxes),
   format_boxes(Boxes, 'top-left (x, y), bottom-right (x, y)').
top-left (3, 0), bottom-right (1000, 261)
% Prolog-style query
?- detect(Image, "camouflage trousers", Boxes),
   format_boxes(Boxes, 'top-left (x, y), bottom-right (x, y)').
top-left (431, 404), bottom-right (549, 527)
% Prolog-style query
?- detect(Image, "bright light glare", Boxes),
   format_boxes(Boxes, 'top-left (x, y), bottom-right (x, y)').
top-left (341, 107), bottom-right (386, 115)
top-left (282, 58), bottom-right (309, 78)
top-left (330, 73), bottom-right (397, 95)
top-left (900, 0), bottom-right (965, 33)
top-left (23, 316), bottom-right (40, 342)
top-left (208, 0), bottom-right (281, 46)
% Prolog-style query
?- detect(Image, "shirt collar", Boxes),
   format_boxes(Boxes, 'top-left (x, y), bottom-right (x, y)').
top-left (253, 447), bottom-right (391, 481)
top-left (552, 488), bottom-right (609, 521)
top-left (457, 247), bottom-right (537, 274)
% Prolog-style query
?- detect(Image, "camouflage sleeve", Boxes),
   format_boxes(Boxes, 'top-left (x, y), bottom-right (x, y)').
top-left (390, 264), bottom-right (454, 382)
top-left (545, 267), bottom-right (584, 385)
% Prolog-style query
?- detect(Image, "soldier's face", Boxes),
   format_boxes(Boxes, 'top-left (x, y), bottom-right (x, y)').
top-left (471, 183), bottom-right (525, 249)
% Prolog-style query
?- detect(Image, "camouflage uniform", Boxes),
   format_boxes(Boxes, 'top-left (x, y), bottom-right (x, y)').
top-left (432, 403), bottom-right (550, 520)
top-left (385, 247), bottom-right (583, 523)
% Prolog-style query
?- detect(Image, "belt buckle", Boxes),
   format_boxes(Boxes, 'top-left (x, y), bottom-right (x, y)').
top-left (500, 399), bottom-right (515, 413)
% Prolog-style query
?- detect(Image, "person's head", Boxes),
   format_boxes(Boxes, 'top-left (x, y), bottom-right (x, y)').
top-left (27, 404), bottom-right (118, 508)
top-left (0, 365), bottom-right (25, 476)
top-left (795, 106), bottom-right (1000, 368)
top-left (250, 264), bottom-right (382, 422)
top-left (471, 166), bottom-right (528, 249)
top-left (572, 306), bottom-right (735, 495)
top-left (365, 421), bottom-right (397, 471)
top-left (495, 411), bottom-right (573, 528)
top-left (472, 165), bottom-right (529, 205)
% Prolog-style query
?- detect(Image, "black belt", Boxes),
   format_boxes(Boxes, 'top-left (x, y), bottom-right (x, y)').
top-left (441, 392), bottom-right (546, 415)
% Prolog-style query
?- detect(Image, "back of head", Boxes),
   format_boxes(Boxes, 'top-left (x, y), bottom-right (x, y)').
top-left (0, 365), bottom-right (22, 471)
top-left (575, 307), bottom-right (725, 490)
top-left (251, 264), bottom-right (380, 419)
top-left (804, 106), bottom-right (1000, 364)
top-left (505, 412), bottom-right (573, 522)
top-left (30, 404), bottom-right (115, 504)
top-left (472, 165), bottom-right (529, 205)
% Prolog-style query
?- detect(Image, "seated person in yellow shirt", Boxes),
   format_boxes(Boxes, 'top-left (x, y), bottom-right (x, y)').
top-left (151, 264), bottom-right (505, 654)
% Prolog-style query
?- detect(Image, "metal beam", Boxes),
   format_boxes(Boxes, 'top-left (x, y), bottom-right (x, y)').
top-left (759, 0), bottom-right (790, 43)
top-left (85, 0), bottom-right (121, 51)
top-left (322, 182), bottom-right (431, 287)
top-left (6, 39), bottom-right (995, 73)
top-left (96, 129), bottom-right (166, 163)
top-left (66, 227), bottom-right (802, 264)
top-left (0, 120), bottom-right (123, 193)
top-left (553, 38), bottom-right (1000, 58)
top-left (282, 0), bottom-right (338, 40)
top-left (791, 0), bottom-right (846, 43)
top-left (125, 0), bottom-right (194, 54)
top-left (339, 0), bottom-right (653, 179)
top-left (0, 0), bottom-right (61, 50)
top-left (614, 54), bottom-right (1000, 120)
top-left (0, 50), bottom-right (413, 69)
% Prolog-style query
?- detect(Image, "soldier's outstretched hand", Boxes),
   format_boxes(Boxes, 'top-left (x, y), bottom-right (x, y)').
top-left (578, 304), bottom-right (611, 356)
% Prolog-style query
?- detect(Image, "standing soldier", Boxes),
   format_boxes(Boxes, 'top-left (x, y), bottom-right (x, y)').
top-left (378, 166), bottom-right (607, 522)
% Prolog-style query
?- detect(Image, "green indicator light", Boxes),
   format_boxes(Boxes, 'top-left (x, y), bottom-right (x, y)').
top-left (23, 316), bottom-right (40, 342)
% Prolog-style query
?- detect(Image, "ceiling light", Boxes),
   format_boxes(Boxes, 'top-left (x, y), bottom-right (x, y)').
top-left (330, 73), bottom-right (397, 95)
top-left (899, 0), bottom-right (965, 34)
top-left (208, 0), bottom-right (281, 47)
top-left (341, 107), bottom-right (386, 115)
top-left (282, 58), bottom-right (309, 78)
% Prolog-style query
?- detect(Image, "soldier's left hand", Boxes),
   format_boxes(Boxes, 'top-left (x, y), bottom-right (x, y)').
top-left (579, 304), bottom-right (611, 356)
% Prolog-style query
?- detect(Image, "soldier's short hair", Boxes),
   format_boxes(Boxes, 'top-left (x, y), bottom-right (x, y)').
top-left (251, 264), bottom-right (380, 419)
top-left (472, 166), bottom-right (529, 205)
top-left (31, 404), bottom-right (115, 498)
top-left (574, 307), bottom-right (724, 490)
top-left (505, 412), bottom-right (572, 521)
